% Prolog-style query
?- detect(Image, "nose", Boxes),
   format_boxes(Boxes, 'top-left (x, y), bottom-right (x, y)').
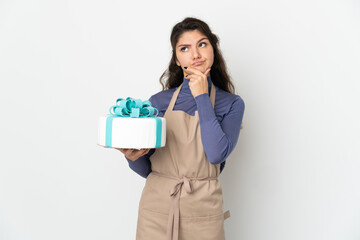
top-left (192, 47), bottom-right (201, 59)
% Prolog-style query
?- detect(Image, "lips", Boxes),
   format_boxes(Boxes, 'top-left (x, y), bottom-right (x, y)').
top-left (192, 61), bottom-right (204, 66)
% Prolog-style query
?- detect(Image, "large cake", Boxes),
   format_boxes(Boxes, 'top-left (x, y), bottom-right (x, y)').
top-left (98, 97), bottom-right (166, 149)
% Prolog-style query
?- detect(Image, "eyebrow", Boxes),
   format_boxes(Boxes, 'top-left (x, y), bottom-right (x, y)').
top-left (177, 37), bottom-right (209, 48)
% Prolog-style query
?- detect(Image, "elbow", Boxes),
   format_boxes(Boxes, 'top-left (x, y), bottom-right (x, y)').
top-left (142, 168), bottom-right (152, 178)
top-left (140, 171), bottom-right (151, 179)
top-left (207, 150), bottom-right (228, 165)
top-left (127, 159), bottom-right (152, 179)
top-left (208, 157), bottom-right (224, 165)
top-left (131, 165), bottom-right (151, 179)
top-left (207, 142), bottom-right (233, 165)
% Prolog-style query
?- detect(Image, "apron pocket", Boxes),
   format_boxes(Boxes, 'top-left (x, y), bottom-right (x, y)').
top-left (179, 212), bottom-right (226, 240)
top-left (137, 208), bottom-right (168, 240)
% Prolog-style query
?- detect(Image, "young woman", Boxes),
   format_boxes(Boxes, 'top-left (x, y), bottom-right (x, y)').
top-left (118, 17), bottom-right (245, 240)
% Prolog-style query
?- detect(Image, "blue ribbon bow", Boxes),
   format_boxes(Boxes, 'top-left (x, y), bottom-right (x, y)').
top-left (105, 97), bottom-right (162, 148)
top-left (109, 97), bottom-right (159, 118)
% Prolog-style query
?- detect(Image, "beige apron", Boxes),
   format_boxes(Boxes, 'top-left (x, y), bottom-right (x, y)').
top-left (136, 82), bottom-right (230, 240)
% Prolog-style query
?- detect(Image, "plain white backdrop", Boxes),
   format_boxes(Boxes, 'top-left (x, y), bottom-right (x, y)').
top-left (1, 0), bottom-right (359, 239)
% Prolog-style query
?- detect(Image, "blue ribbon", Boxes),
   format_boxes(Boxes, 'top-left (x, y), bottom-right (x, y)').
top-left (105, 97), bottom-right (162, 148)
top-left (109, 97), bottom-right (159, 118)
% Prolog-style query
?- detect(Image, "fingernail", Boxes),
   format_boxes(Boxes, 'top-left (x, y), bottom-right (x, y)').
top-left (184, 67), bottom-right (188, 69)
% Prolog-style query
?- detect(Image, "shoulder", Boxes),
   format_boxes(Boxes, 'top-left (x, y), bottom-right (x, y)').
top-left (215, 86), bottom-right (245, 115)
top-left (148, 88), bottom-right (176, 111)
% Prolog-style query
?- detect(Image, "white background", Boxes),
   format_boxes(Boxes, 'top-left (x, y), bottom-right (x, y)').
top-left (1, 0), bottom-right (359, 239)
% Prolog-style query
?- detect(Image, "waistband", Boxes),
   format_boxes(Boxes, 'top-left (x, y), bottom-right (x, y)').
top-left (150, 171), bottom-right (219, 240)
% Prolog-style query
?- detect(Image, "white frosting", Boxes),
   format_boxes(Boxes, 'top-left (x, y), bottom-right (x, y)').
top-left (98, 116), bottom-right (166, 148)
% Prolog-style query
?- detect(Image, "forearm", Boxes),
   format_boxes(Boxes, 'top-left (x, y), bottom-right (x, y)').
top-left (195, 94), bottom-right (244, 164)
top-left (126, 149), bottom-right (155, 178)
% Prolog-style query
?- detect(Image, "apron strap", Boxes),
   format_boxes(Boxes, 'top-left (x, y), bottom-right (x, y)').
top-left (167, 83), bottom-right (183, 112)
top-left (151, 171), bottom-right (220, 240)
top-left (167, 81), bottom-right (216, 112)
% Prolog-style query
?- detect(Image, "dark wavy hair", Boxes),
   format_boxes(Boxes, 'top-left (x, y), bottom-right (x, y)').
top-left (159, 17), bottom-right (235, 94)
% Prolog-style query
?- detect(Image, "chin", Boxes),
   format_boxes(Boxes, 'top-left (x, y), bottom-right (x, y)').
top-left (194, 65), bottom-right (206, 72)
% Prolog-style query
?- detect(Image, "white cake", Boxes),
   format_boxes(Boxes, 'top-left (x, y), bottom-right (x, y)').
top-left (98, 116), bottom-right (166, 149)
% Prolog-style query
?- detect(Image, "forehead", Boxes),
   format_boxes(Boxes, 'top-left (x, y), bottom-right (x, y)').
top-left (176, 30), bottom-right (208, 46)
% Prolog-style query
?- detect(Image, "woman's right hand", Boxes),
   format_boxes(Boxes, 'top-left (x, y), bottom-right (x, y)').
top-left (115, 148), bottom-right (151, 161)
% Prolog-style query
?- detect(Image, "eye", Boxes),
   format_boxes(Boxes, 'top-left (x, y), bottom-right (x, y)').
top-left (180, 47), bottom-right (188, 52)
top-left (199, 42), bottom-right (207, 47)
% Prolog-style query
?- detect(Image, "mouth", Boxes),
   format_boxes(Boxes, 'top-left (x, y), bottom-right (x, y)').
top-left (192, 61), bottom-right (204, 66)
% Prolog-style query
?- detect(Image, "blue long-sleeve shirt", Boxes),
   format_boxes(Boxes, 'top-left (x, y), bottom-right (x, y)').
top-left (126, 76), bottom-right (245, 178)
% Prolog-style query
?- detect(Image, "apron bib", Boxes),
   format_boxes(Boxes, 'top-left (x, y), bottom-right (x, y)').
top-left (136, 82), bottom-right (230, 240)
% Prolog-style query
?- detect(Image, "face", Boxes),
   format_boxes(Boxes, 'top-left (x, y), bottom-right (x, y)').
top-left (175, 30), bottom-right (214, 77)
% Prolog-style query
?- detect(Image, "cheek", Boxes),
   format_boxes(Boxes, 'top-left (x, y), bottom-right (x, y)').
top-left (176, 53), bottom-right (187, 64)
top-left (206, 51), bottom-right (214, 64)
top-left (204, 48), bottom-right (214, 60)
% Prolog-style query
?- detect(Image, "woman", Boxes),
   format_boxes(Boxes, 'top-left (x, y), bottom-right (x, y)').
top-left (118, 17), bottom-right (245, 240)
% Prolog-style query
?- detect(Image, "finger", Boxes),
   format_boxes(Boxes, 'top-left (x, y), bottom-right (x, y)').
top-left (135, 149), bottom-right (150, 157)
top-left (124, 149), bottom-right (133, 154)
top-left (131, 150), bottom-right (146, 159)
top-left (185, 69), bottom-right (210, 79)
top-left (140, 149), bottom-right (151, 157)
top-left (183, 66), bottom-right (204, 76)
top-left (184, 66), bottom-right (209, 76)
top-left (186, 74), bottom-right (203, 81)
top-left (115, 148), bottom-right (124, 153)
top-left (114, 147), bottom-right (124, 151)
top-left (185, 73), bottom-right (194, 79)
top-left (185, 73), bottom-right (202, 78)
top-left (126, 149), bottom-right (136, 156)
top-left (204, 68), bottom-right (211, 75)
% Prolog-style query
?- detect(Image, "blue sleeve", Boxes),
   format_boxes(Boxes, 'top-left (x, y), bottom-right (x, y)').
top-left (194, 93), bottom-right (245, 165)
top-left (126, 95), bottom-right (163, 178)
top-left (126, 149), bottom-right (155, 178)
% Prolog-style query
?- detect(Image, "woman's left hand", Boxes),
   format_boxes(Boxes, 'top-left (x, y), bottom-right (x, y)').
top-left (183, 66), bottom-right (211, 98)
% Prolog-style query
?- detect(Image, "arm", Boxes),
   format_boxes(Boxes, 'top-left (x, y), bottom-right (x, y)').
top-left (195, 93), bottom-right (245, 165)
top-left (126, 149), bottom-right (155, 178)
